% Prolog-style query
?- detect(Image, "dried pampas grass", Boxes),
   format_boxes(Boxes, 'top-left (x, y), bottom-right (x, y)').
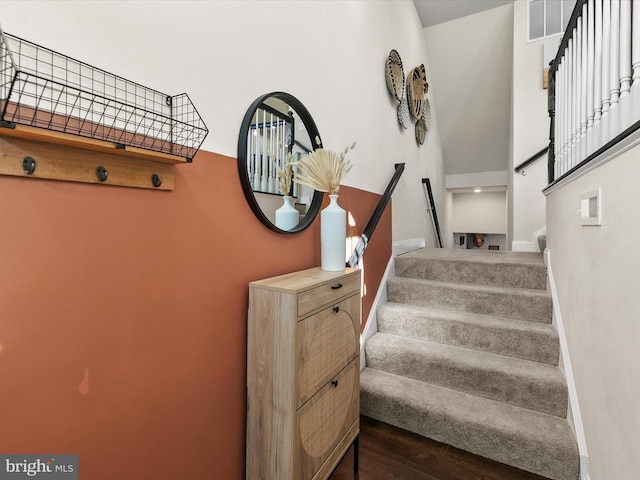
top-left (277, 153), bottom-right (294, 196)
top-left (293, 142), bottom-right (356, 195)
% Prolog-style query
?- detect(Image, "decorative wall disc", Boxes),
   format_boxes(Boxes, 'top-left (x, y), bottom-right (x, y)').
top-left (385, 50), bottom-right (405, 102)
top-left (397, 96), bottom-right (411, 129)
top-left (419, 64), bottom-right (428, 93)
top-left (423, 98), bottom-right (432, 131)
top-left (415, 120), bottom-right (426, 145)
top-left (407, 66), bottom-right (427, 121)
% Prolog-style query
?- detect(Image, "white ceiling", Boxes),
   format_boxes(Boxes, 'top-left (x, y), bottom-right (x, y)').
top-left (413, 0), bottom-right (514, 28)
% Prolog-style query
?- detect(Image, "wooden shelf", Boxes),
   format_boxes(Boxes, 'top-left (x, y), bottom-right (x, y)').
top-left (0, 27), bottom-right (208, 189)
top-left (0, 124), bottom-right (189, 163)
top-left (0, 126), bottom-right (183, 190)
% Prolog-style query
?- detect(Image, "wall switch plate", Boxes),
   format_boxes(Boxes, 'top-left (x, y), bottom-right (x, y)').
top-left (580, 188), bottom-right (601, 226)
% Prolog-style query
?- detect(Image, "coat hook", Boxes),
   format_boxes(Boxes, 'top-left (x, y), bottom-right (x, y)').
top-left (22, 156), bottom-right (36, 175)
top-left (96, 166), bottom-right (108, 182)
top-left (151, 174), bottom-right (162, 188)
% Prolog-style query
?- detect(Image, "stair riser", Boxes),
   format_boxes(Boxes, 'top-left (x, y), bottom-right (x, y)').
top-left (361, 374), bottom-right (579, 480)
top-left (388, 280), bottom-right (552, 323)
top-left (377, 307), bottom-right (559, 365)
top-left (395, 258), bottom-right (548, 290)
top-left (365, 339), bottom-right (567, 417)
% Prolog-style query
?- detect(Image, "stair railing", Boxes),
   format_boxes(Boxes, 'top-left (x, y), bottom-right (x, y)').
top-left (247, 104), bottom-right (293, 195)
top-left (548, 0), bottom-right (640, 185)
top-left (422, 178), bottom-right (442, 248)
top-left (347, 163), bottom-right (405, 268)
top-left (514, 146), bottom-right (549, 175)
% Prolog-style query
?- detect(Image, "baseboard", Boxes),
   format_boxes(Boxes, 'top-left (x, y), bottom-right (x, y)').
top-left (512, 240), bottom-right (538, 252)
top-left (361, 238), bottom-right (425, 369)
top-left (546, 250), bottom-right (591, 480)
top-left (392, 237), bottom-right (425, 256)
top-left (360, 255), bottom-right (394, 370)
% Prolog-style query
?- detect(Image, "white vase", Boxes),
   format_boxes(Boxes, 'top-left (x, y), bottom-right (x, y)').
top-left (275, 196), bottom-right (299, 231)
top-left (321, 194), bottom-right (346, 271)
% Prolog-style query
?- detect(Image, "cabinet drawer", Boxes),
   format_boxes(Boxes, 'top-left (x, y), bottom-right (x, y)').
top-left (296, 359), bottom-right (359, 480)
top-left (297, 272), bottom-right (360, 317)
top-left (296, 294), bottom-right (359, 407)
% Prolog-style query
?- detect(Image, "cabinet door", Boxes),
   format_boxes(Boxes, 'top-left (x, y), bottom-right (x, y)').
top-left (296, 359), bottom-right (359, 480)
top-left (296, 294), bottom-right (359, 408)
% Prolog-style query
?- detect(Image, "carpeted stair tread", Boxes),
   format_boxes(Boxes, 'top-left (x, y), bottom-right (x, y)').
top-left (377, 302), bottom-right (559, 365)
top-left (365, 332), bottom-right (567, 417)
top-left (360, 368), bottom-right (579, 480)
top-left (395, 248), bottom-right (548, 290)
top-left (387, 277), bottom-right (552, 323)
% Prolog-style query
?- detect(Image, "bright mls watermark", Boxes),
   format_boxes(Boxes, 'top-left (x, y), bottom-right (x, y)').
top-left (0, 456), bottom-right (77, 479)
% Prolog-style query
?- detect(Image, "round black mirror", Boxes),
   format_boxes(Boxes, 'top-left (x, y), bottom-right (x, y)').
top-left (237, 92), bottom-right (324, 233)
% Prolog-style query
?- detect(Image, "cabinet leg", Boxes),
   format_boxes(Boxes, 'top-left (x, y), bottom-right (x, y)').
top-left (354, 434), bottom-right (359, 473)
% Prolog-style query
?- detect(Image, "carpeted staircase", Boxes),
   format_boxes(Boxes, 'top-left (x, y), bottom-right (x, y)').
top-left (360, 248), bottom-right (579, 480)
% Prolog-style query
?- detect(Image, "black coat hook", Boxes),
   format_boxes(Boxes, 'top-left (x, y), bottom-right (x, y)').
top-left (22, 156), bottom-right (36, 175)
top-left (96, 166), bottom-right (108, 182)
top-left (151, 174), bottom-right (162, 188)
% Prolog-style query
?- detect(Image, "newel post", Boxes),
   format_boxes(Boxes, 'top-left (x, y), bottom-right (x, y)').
top-left (548, 62), bottom-right (556, 184)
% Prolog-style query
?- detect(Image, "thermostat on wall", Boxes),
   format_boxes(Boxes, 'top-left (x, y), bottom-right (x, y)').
top-left (580, 188), bottom-right (601, 226)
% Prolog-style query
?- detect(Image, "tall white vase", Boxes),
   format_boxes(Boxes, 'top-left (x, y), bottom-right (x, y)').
top-left (321, 194), bottom-right (346, 271)
top-left (275, 196), bottom-right (299, 231)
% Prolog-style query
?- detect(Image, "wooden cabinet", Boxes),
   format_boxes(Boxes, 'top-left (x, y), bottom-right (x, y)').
top-left (246, 267), bottom-right (361, 480)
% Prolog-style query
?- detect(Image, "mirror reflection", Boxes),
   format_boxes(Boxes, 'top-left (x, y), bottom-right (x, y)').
top-left (237, 92), bottom-right (323, 233)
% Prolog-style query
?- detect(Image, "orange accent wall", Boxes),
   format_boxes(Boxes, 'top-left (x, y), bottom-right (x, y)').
top-left (0, 149), bottom-right (391, 479)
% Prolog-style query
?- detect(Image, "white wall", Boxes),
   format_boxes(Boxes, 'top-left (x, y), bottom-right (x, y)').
top-left (0, 0), bottom-right (446, 245)
top-left (513, 158), bottom-right (547, 251)
top-left (451, 191), bottom-right (507, 234)
top-left (511, 0), bottom-right (558, 249)
top-left (424, 4), bottom-right (513, 175)
top-left (546, 148), bottom-right (640, 480)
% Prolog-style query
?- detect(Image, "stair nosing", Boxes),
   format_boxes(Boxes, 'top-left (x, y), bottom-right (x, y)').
top-left (360, 367), bottom-right (579, 480)
top-left (389, 276), bottom-right (551, 298)
top-left (365, 332), bottom-right (567, 416)
top-left (361, 367), bottom-right (574, 436)
top-left (378, 302), bottom-right (558, 335)
top-left (367, 331), bottom-right (563, 374)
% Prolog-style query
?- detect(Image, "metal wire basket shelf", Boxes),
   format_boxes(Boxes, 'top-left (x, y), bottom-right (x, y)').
top-left (0, 27), bottom-right (208, 161)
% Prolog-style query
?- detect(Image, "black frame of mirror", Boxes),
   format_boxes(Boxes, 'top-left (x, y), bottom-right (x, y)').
top-left (237, 92), bottom-right (324, 233)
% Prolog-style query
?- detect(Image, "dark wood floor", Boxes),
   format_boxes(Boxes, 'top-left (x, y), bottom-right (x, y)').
top-left (329, 417), bottom-right (549, 480)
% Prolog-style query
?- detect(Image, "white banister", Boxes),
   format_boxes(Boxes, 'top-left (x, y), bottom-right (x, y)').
top-left (557, 62), bottom-right (564, 175)
top-left (269, 113), bottom-right (277, 194)
top-left (567, 39), bottom-right (573, 174)
top-left (586, 0), bottom-right (595, 155)
top-left (562, 58), bottom-right (568, 174)
top-left (580, 7), bottom-right (588, 160)
top-left (247, 108), bottom-right (293, 195)
top-left (565, 55), bottom-right (570, 173)
top-left (574, 25), bottom-right (580, 170)
top-left (260, 112), bottom-right (268, 192)
top-left (619, 0), bottom-right (632, 130)
top-left (609, 0), bottom-right (621, 137)
top-left (601, 0), bottom-right (611, 144)
top-left (633, 0), bottom-right (640, 118)
top-left (549, 0), bottom-right (640, 182)
top-left (593, 0), bottom-right (603, 151)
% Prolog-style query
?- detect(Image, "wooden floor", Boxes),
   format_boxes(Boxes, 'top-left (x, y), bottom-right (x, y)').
top-left (329, 417), bottom-right (549, 480)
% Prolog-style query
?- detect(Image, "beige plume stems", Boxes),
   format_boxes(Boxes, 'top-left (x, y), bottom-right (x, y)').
top-left (292, 142), bottom-right (356, 195)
